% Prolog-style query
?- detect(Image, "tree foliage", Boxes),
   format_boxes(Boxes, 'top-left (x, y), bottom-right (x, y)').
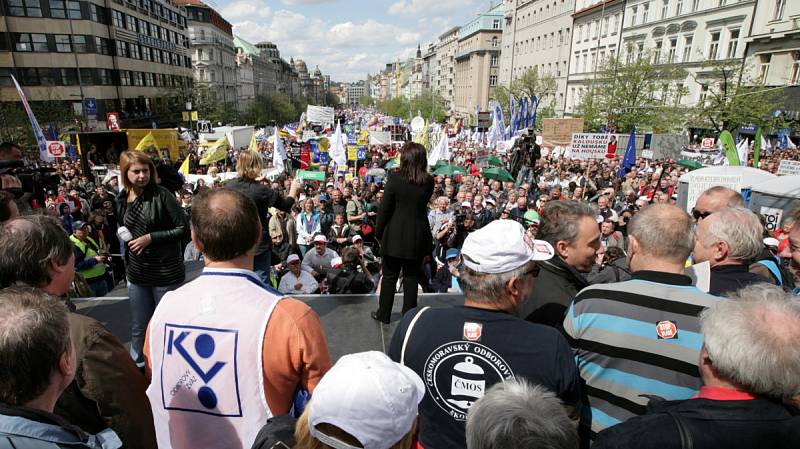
top-left (359, 96), bottom-right (375, 107)
top-left (491, 67), bottom-right (558, 132)
top-left (576, 53), bottom-right (688, 133)
top-left (688, 59), bottom-right (781, 133)
top-left (244, 94), bottom-right (299, 125)
top-left (377, 90), bottom-right (449, 123)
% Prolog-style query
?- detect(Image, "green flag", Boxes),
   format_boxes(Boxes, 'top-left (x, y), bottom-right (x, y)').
top-left (719, 131), bottom-right (739, 166)
top-left (753, 128), bottom-right (762, 169)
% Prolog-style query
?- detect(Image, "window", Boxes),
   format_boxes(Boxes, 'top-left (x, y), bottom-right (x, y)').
top-left (490, 55), bottom-right (499, 67)
top-left (661, 0), bottom-right (668, 19)
top-left (758, 54), bottom-right (771, 83)
top-left (676, 0), bottom-right (683, 15)
top-left (682, 35), bottom-right (693, 62)
top-left (142, 46), bottom-right (151, 61)
top-left (132, 71), bottom-right (143, 86)
top-left (95, 36), bottom-right (110, 55)
top-left (126, 15), bottom-right (136, 31)
top-left (119, 70), bottom-right (131, 85)
top-left (96, 68), bottom-right (110, 85)
top-left (791, 52), bottom-right (800, 85)
top-left (115, 40), bottom-right (128, 57)
top-left (708, 31), bottom-right (720, 59)
top-left (8, 0), bottom-right (42, 17)
top-left (591, 21), bottom-right (597, 39)
top-left (612, 14), bottom-right (619, 34)
top-left (492, 19), bottom-right (500, 29)
top-left (692, 0), bottom-right (699, 11)
top-left (153, 49), bottom-right (161, 64)
top-left (667, 38), bottom-right (677, 62)
top-left (49, 0), bottom-right (81, 19)
top-left (727, 29), bottom-right (739, 58)
top-left (654, 40), bottom-right (663, 63)
top-left (55, 34), bottom-right (71, 52)
top-left (15, 33), bottom-right (47, 52)
top-left (637, 42), bottom-right (645, 59)
top-left (112, 10), bottom-right (124, 27)
top-left (630, 6), bottom-right (637, 26)
top-left (20, 68), bottom-right (41, 85)
top-left (72, 35), bottom-right (87, 52)
top-left (90, 4), bottom-right (106, 23)
top-left (773, 0), bottom-right (785, 20)
top-left (491, 37), bottom-right (498, 47)
top-left (489, 75), bottom-right (497, 86)
top-left (642, 2), bottom-right (649, 22)
top-left (699, 83), bottom-right (708, 103)
top-left (144, 72), bottom-right (153, 86)
top-left (39, 68), bottom-right (55, 85)
top-left (59, 68), bottom-right (77, 85)
top-left (129, 43), bottom-right (140, 59)
top-left (602, 17), bottom-right (609, 36)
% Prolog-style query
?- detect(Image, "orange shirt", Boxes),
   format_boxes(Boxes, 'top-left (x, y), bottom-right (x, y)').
top-left (145, 297), bottom-right (332, 415)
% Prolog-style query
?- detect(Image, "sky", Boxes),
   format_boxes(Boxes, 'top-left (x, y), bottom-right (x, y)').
top-left (210, 0), bottom-right (496, 83)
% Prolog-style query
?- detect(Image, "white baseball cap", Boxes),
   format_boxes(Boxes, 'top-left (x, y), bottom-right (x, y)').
top-left (352, 235), bottom-right (363, 243)
top-left (314, 234), bottom-right (328, 244)
top-left (287, 254), bottom-right (300, 264)
top-left (331, 257), bottom-right (342, 268)
top-left (461, 220), bottom-right (554, 274)
top-left (461, 201), bottom-right (472, 208)
top-left (309, 351), bottom-right (424, 449)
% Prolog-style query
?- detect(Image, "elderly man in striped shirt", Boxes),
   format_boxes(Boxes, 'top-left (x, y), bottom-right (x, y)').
top-left (563, 204), bottom-right (723, 441)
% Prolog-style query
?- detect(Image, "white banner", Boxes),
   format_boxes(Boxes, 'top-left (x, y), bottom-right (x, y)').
top-left (46, 141), bottom-right (66, 158)
top-left (567, 133), bottom-right (614, 160)
top-left (685, 174), bottom-right (742, 212)
top-left (306, 105), bottom-right (334, 124)
top-left (369, 131), bottom-right (391, 145)
top-left (760, 206), bottom-right (784, 233)
top-left (641, 149), bottom-right (654, 159)
top-left (777, 160), bottom-right (800, 176)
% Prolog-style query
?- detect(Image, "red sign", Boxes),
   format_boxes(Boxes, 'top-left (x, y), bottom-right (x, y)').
top-left (46, 140), bottom-right (65, 158)
top-left (656, 320), bottom-right (678, 339)
top-left (106, 112), bottom-right (121, 131)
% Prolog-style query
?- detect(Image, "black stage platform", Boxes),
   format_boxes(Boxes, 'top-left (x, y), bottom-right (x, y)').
top-left (74, 262), bottom-right (464, 361)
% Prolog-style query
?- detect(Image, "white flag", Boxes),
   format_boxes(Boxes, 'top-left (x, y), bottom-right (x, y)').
top-left (329, 120), bottom-right (347, 168)
top-left (736, 138), bottom-right (748, 167)
top-left (428, 132), bottom-right (449, 166)
top-left (272, 126), bottom-right (286, 172)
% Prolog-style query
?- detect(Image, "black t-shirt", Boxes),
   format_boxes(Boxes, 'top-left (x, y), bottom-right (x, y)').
top-left (388, 306), bottom-right (581, 449)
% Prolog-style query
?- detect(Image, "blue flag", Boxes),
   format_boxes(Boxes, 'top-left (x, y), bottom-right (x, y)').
top-left (529, 96), bottom-right (539, 129)
top-left (11, 74), bottom-right (51, 161)
top-left (509, 95), bottom-right (518, 136)
top-left (519, 97), bottom-right (528, 131)
top-left (617, 127), bottom-right (637, 178)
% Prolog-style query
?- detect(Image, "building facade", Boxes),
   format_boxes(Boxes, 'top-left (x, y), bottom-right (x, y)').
top-left (744, 0), bottom-right (798, 87)
top-left (0, 0), bottom-right (193, 128)
top-left (178, 0), bottom-right (236, 107)
top-left (499, 0), bottom-right (576, 115)
top-left (435, 26), bottom-right (460, 111)
top-left (564, 0), bottom-right (625, 115)
top-left (453, 3), bottom-right (504, 120)
top-left (346, 82), bottom-right (366, 106)
top-left (618, 0), bottom-right (756, 107)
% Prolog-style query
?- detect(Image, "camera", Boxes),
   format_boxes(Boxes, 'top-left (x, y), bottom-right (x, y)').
top-left (0, 160), bottom-right (61, 199)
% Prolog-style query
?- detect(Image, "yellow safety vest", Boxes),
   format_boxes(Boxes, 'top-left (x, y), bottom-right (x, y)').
top-left (70, 235), bottom-right (106, 280)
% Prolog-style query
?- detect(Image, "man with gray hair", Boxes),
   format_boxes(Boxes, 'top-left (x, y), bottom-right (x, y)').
top-left (518, 200), bottom-right (601, 327)
top-left (564, 204), bottom-right (724, 440)
top-left (389, 219), bottom-right (581, 449)
top-left (593, 284), bottom-right (800, 449)
top-left (0, 287), bottom-right (121, 448)
top-left (0, 215), bottom-right (156, 449)
top-left (466, 379), bottom-right (579, 449)
top-left (693, 207), bottom-right (770, 296)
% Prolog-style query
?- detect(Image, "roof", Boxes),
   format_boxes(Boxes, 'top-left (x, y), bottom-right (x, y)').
top-left (234, 35), bottom-right (259, 55)
top-left (751, 175), bottom-right (800, 197)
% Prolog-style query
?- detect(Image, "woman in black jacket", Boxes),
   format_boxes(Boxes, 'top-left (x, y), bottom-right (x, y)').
top-left (116, 151), bottom-right (188, 367)
top-left (225, 151), bottom-right (299, 282)
top-left (372, 142), bottom-right (434, 324)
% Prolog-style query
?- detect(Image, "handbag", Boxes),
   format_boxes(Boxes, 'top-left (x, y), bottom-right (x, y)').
top-left (70, 272), bottom-right (94, 298)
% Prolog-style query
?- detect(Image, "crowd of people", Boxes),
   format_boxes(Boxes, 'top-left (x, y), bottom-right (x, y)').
top-left (1, 118), bottom-right (800, 449)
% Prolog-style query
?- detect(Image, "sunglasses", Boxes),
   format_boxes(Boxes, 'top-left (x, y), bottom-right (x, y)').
top-left (691, 209), bottom-right (712, 220)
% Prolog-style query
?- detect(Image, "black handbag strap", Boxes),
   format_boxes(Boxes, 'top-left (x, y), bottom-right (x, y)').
top-left (667, 411), bottom-right (693, 449)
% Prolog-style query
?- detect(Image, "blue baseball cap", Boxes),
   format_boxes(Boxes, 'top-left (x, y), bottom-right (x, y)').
top-left (319, 194), bottom-right (330, 202)
top-left (445, 248), bottom-right (461, 260)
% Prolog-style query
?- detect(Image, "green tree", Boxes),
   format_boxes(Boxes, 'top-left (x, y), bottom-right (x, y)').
top-left (358, 96), bottom-right (375, 107)
top-left (410, 90), bottom-right (449, 123)
top-left (576, 53), bottom-right (688, 133)
top-left (325, 92), bottom-right (341, 108)
top-left (688, 59), bottom-right (782, 134)
top-left (491, 67), bottom-right (558, 132)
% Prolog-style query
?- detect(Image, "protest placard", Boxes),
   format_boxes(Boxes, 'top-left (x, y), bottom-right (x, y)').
top-left (306, 105), bottom-right (334, 124)
top-left (760, 206), bottom-right (784, 233)
top-left (777, 160), bottom-right (800, 176)
top-left (685, 174), bottom-right (742, 212)
top-left (567, 133), bottom-right (614, 159)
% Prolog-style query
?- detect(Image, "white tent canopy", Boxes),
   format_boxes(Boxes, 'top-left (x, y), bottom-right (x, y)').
top-left (677, 165), bottom-right (777, 186)
top-left (677, 166), bottom-right (777, 212)
top-left (750, 175), bottom-right (800, 198)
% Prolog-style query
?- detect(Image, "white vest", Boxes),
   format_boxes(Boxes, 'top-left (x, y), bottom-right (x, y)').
top-left (146, 268), bottom-right (282, 449)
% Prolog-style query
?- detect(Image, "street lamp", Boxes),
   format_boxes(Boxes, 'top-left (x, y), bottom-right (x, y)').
top-left (185, 101), bottom-right (193, 137)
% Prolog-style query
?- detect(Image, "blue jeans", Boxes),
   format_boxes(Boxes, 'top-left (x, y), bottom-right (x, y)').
top-left (515, 166), bottom-right (532, 189)
top-left (128, 281), bottom-right (181, 367)
top-left (253, 252), bottom-right (272, 284)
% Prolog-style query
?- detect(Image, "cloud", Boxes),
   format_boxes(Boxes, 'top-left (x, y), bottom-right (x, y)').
top-left (389, 0), bottom-right (477, 17)
top-left (327, 20), bottom-right (420, 47)
top-left (220, 0), bottom-right (271, 21)
top-left (282, 0), bottom-right (334, 4)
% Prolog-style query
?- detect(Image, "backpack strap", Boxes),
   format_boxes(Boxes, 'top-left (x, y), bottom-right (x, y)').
top-left (667, 411), bottom-right (693, 449)
top-left (400, 306), bottom-right (430, 366)
top-left (756, 259), bottom-right (783, 287)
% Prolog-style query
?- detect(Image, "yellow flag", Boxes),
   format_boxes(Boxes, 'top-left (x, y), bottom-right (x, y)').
top-left (199, 136), bottom-right (229, 165)
top-left (134, 131), bottom-right (159, 152)
top-left (178, 154), bottom-right (190, 176)
top-left (248, 132), bottom-right (258, 153)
